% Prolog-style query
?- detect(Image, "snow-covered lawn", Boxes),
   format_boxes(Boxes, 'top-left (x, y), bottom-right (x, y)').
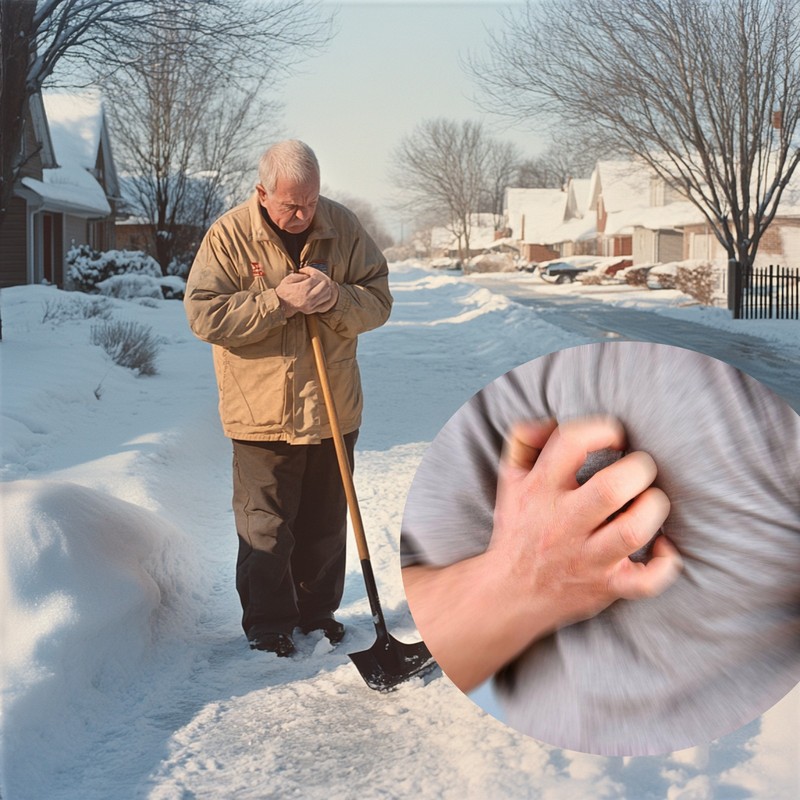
top-left (1, 262), bottom-right (797, 799)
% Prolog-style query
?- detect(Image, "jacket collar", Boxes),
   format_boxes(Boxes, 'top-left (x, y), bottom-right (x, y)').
top-left (247, 191), bottom-right (337, 244)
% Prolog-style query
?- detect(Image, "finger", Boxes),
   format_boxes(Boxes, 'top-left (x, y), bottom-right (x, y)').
top-left (532, 415), bottom-right (627, 491)
top-left (299, 266), bottom-right (329, 283)
top-left (573, 450), bottom-right (659, 530)
top-left (608, 534), bottom-right (683, 600)
top-left (281, 272), bottom-right (308, 285)
top-left (495, 420), bottom-right (558, 514)
top-left (589, 485), bottom-right (670, 562)
top-left (501, 419), bottom-right (559, 472)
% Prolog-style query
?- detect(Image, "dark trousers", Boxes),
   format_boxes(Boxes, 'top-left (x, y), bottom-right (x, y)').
top-left (231, 432), bottom-right (357, 637)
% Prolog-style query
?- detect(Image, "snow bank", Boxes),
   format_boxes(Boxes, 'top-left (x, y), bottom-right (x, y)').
top-left (1, 480), bottom-right (199, 798)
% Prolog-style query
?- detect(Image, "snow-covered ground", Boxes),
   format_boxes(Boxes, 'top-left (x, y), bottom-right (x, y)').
top-left (464, 267), bottom-right (800, 349)
top-left (1, 261), bottom-right (798, 799)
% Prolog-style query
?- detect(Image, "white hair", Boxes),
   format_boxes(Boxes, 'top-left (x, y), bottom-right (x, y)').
top-left (258, 140), bottom-right (320, 194)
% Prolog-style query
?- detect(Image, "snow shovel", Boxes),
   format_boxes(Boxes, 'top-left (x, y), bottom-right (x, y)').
top-left (306, 312), bottom-right (437, 691)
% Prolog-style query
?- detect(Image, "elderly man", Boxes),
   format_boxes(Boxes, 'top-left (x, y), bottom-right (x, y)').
top-left (185, 140), bottom-right (392, 657)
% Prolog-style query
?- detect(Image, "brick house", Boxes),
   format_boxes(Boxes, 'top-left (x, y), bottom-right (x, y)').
top-left (504, 184), bottom-right (593, 263)
top-left (0, 91), bottom-right (120, 288)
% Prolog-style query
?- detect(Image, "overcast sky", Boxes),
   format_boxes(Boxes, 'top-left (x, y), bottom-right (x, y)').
top-left (278, 1), bottom-right (540, 241)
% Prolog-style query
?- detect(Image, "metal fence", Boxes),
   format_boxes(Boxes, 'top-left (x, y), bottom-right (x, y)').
top-left (733, 263), bottom-right (800, 320)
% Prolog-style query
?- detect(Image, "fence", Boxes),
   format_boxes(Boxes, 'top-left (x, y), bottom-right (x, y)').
top-left (732, 263), bottom-right (800, 320)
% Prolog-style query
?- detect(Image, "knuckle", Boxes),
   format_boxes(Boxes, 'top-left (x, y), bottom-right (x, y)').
top-left (587, 472), bottom-right (624, 510)
top-left (614, 515), bottom-right (646, 554)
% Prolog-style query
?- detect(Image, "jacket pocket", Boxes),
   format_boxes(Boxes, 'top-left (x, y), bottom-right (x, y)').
top-left (220, 349), bottom-right (293, 429)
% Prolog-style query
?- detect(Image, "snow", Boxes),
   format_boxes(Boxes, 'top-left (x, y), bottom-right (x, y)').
top-left (1, 263), bottom-right (798, 799)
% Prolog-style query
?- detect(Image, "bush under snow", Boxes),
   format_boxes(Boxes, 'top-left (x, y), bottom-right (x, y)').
top-left (97, 273), bottom-right (164, 300)
top-left (66, 246), bottom-right (162, 293)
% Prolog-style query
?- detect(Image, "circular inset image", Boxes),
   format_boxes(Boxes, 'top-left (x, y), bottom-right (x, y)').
top-left (400, 341), bottom-right (800, 756)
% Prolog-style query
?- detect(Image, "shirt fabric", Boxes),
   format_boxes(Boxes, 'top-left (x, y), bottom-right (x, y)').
top-left (400, 341), bottom-right (800, 756)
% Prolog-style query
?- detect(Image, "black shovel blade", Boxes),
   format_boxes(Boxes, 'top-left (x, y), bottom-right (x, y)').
top-left (349, 633), bottom-right (438, 692)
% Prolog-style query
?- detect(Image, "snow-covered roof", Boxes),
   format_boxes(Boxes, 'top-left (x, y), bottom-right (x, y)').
top-left (505, 188), bottom-right (570, 243)
top-left (630, 201), bottom-right (705, 231)
top-left (570, 178), bottom-right (592, 216)
top-left (43, 92), bottom-right (104, 171)
top-left (549, 214), bottom-right (597, 244)
top-left (590, 160), bottom-right (652, 214)
top-left (20, 91), bottom-right (111, 217)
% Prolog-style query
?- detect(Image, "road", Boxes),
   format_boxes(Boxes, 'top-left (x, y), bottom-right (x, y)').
top-left (473, 278), bottom-right (800, 411)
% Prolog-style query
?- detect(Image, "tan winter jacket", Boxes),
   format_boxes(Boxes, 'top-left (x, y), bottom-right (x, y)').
top-left (184, 192), bottom-right (392, 444)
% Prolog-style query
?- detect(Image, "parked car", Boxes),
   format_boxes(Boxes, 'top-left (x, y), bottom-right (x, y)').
top-left (539, 257), bottom-right (603, 283)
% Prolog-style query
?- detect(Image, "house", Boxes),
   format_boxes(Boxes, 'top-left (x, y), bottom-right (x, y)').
top-left (681, 171), bottom-right (800, 268)
top-left (631, 177), bottom-right (704, 264)
top-left (588, 160), bottom-right (653, 263)
top-left (0, 91), bottom-right (120, 288)
top-left (505, 181), bottom-right (593, 262)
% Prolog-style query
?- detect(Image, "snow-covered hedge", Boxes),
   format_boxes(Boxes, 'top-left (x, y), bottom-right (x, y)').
top-left (67, 245), bottom-right (185, 299)
top-left (463, 253), bottom-right (516, 274)
top-left (66, 245), bottom-right (161, 294)
top-left (676, 260), bottom-right (716, 306)
top-left (97, 274), bottom-right (164, 300)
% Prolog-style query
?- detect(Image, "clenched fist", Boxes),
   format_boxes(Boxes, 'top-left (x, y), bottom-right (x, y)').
top-left (403, 415), bottom-right (683, 691)
top-left (276, 267), bottom-right (339, 317)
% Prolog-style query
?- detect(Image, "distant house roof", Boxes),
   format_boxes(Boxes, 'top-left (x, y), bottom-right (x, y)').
top-left (590, 160), bottom-right (653, 214)
top-left (570, 178), bottom-right (592, 217)
top-left (505, 187), bottom-right (571, 244)
top-left (20, 91), bottom-right (116, 217)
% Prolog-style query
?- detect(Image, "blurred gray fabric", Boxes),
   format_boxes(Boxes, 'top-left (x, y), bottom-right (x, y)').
top-left (400, 342), bottom-right (800, 755)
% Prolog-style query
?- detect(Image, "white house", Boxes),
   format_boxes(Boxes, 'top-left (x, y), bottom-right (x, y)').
top-left (1, 91), bottom-right (120, 288)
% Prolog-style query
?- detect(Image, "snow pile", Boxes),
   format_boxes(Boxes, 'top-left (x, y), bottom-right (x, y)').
top-left (1, 481), bottom-right (200, 799)
top-left (1, 263), bottom-right (798, 799)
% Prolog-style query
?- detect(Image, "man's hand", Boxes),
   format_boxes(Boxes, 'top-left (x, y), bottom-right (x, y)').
top-left (275, 267), bottom-right (339, 317)
top-left (490, 416), bottom-right (681, 630)
top-left (402, 416), bottom-right (682, 692)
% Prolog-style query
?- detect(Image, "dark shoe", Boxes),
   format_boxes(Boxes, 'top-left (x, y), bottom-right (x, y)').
top-left (300, 617), bottom-right (345, 644)
top-left (248, 631), bottom-right (296, 657)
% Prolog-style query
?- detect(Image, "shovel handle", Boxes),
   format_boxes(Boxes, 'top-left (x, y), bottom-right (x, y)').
top-left (306, 313), bottom-right (371, 563)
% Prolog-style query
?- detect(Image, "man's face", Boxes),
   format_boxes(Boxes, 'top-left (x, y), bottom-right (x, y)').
top-left (257, 175), bottom-right (320, 234)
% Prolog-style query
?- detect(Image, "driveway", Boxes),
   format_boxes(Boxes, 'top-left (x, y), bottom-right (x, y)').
top-left (472, 277), bottom-right (800, 411)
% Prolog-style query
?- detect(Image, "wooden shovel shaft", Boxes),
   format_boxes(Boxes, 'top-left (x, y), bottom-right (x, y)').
top-left (306, 313), bottom-right (371, 563)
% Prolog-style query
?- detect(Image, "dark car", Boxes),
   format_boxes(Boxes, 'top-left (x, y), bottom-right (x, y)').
top-left (539, 259), bottom-right (597, 284)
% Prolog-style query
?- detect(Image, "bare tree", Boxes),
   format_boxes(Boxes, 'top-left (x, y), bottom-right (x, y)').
top-left (516, 137), bottom-right (604, 189)
top-left (484, 140), bottom-right (522, 229)
top-left (102, 4), bottom-right (266, 270)
top-left (326, 191), bottom-right (394, 251)
top-left (391, 118), bottom-right (518, 259)
top-left (0, 0), bottom-right (331, 233)
top-left (473, 0), bottom-right (800, 276)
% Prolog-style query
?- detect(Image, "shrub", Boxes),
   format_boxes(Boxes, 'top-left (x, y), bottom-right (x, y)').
top-left (90, 320), bottom-right (160, 375)
top-left (167, 252), bottom-right (194, 279)
top-left (159, 275), bottom-right (186, 300)
top-left (67, 246), bottom-right (162, 293)
top-left (676, 260), bottom-right (716, 306)
top-left (97, 274), bottom-right (164, 300)
top-left (41, 295), bottom-right (113, 324)
top-left (624, 265), bottom-right (654, 286)
top-left (578, 270), bottom-right (604, 285)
